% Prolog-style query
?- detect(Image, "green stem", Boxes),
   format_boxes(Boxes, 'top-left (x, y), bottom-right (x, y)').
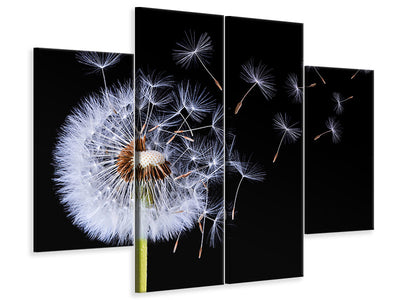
top-left (135, 238), bottom-right (147, 293)
top-left (135, 184), bottom-right (153, 293)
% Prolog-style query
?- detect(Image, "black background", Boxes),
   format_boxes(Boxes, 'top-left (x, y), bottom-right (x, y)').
top-left (225, 17), bottom-right (303, 283)
top-left (34, 48), bottom-right (133, 251)
top-left (305, 66), bottom-right (374, 233)
top-left (136, 8), bottom-right (223, 291)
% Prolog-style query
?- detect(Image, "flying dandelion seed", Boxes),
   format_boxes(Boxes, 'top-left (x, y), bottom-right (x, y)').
top-left (312, 66), bottom-right (326, 85)
top-left (314, 117), bottom-right (342, 143)
top-left (350, 69), bottom-right (372, 80)
top-left (75, 52), bottom-right (121, 99)
top-left (235, 58), bottom-right (275, 114)
top-left (285, 73), bottom-right (310, 103)
top-left (351, 69), bottom-right (360, 80)
top-left (75, 52), bottom-right (121, 71)
top-left (53, 53), bottom-right (224, 293)
top-left (226, 136), bottom-right (266, 220)
top-left (272, 113), bottom-right (301, 163)
top-left (172, 31), bottom-right (222, 91)
top-left (332, 92), bottom-right (354, 115)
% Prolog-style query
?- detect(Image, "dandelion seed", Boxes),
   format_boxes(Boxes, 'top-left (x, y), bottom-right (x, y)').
top-left (173, 231), bottom-right (181, 253)
top-left (272, 113), bottom-right (301, 163)
top-left (314, 117), bottom-right (342, 143)
top-left (332, 92), bottom-right (354, 115)
top-left (350, 69), bottom-right (372, 80)
top-left (227, 137), bottom-right (266, 220)
top-left (76, 51), bottom-right (121, 71)
top-left (285, 73), bottom-right (303, 103)
top-left (351, 69), bottom-right (360, 80)
top-left (235, 58), bottom-right (275, 114)
top-left (172, 31), bottom-right (222, 90)
top-left (312, 66), bottom-right (326, 85)
top-left (76, 51), bottom-right (122, 106)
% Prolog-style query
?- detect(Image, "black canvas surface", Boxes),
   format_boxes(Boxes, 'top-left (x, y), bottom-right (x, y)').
top-left (225, 16), bottom-right (304, 283)
top-left (305, 66), bottom-right (374, 234)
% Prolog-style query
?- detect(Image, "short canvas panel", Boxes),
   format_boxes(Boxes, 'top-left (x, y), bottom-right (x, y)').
top-left (225, 17), bottom-right (303, 283)
top-left (305, 66), bottom-right (374, 234)
top-left (34, 48), bottom-right (134, 251)
top-left (135, 8), bottom-right (224, 292)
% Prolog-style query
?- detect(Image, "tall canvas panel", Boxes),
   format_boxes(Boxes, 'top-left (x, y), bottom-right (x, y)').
top-left (135, 8), bottom-right (224, 292)
top-left (305, 66), bottom-right (374, 233)
top-left (34, 48), bottom-right (134, 251)
top-left (225, 17), bottom-right (303, 283)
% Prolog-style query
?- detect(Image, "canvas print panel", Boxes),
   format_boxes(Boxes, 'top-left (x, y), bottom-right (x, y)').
top-left (225, 16), bottom-right (303, 283)
top-left (135, 8), bottom-right (224, 292)
top-left (34, 48), bottom-right (134, 251)
top-left (305, 66), bottom-right (374, 234)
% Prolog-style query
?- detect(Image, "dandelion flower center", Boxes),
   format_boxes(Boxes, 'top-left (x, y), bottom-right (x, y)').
top-left (136, 150), bottom-right (165, 168)
top-left (116, 137), bottom-right (171, 183)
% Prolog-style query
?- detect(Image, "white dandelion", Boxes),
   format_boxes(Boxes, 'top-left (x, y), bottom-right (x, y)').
top-left (235, 58), bottom-right (275, 114)
top-left (227, 136), bottom-right (266, 220)
top-left (285, 73), bottom-right (316, 103)
top-left (54, 82), bottom-right (135, 245)
top-left (53, 52), bottom-right (224, 293)
top-left (314, 117), bottom-right (342, 143)
top-left (332, 92), bottom-right (354, 115)
top-left (272, 113), bottom-right (301, 163)
top-left (172, 31), bottom-right (222, 91)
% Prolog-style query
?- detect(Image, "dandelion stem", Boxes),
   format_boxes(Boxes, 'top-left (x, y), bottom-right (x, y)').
top-left (232, 176), bottom-right (245, 220)
top-left (314, 130), bottom-right (331, 141)
top-left (135, 187), bottom-right (154, 293)
top-left (235, 82), bottom-right (257, 114)
top-left (195, 53), bottom-right (222, 91)
top-left (135, 238), bottom-right (147, 293)
top-left (314, 67), bottom-right (326, 85)
top-left (273, 131), bottom-right (286, 163)
top-left (351, 70), bottom-right (360, 79)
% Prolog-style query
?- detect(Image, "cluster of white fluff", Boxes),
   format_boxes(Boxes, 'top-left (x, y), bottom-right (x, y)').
top-left (54, 51), bottom-right (224, 253)
top-left (54, 82), bottom-right (135, 244)
top-left (135, 69), bottom-right (224, 251)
